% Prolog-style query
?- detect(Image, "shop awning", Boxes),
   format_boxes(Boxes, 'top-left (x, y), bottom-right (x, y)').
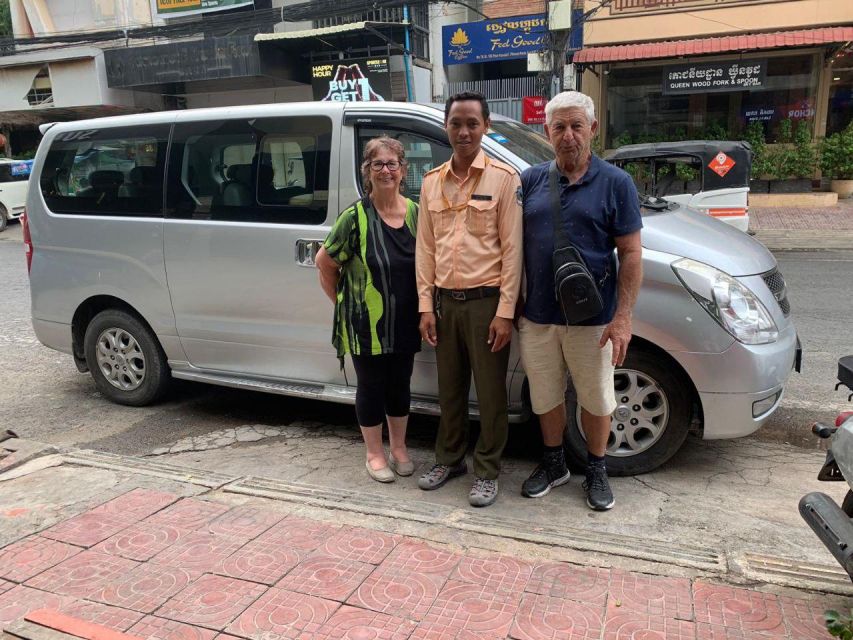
top-left (255, 21), bottom-right (407, 42)
top-left (574, 26), bottom-right (853, 63)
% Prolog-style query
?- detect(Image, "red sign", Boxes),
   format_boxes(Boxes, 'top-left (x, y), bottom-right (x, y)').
top-left (709, 151), bottom-right (736, 178)
top-left (522, 96), bottom-right (546, 125)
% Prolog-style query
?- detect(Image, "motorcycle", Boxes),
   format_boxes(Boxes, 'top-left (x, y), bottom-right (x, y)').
top-left (799, 355), bottom-right (853, 580)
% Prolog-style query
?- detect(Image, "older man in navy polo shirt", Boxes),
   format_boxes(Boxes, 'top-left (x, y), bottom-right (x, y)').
top-left (518, 91), bottom-right (643, 511)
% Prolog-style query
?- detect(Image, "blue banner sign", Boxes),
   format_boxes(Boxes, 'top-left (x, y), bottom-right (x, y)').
top-left (10, 160), bottom-right (33, 177)
top-left (442, 14), bottom-right (547, 66)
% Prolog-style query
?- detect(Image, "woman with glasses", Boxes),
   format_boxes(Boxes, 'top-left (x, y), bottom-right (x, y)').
top-left (316, 136), bottom-right (420, 483)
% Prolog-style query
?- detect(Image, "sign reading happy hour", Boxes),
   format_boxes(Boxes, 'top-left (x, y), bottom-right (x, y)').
top-left (311, 58), bottom-right (392, 102)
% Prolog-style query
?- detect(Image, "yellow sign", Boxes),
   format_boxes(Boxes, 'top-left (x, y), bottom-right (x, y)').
top-left (157, 0), bottom-right (199, 9)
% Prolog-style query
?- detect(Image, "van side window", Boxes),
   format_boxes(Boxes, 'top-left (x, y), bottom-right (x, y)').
top-left (166, 116), bottom-right (332, 225)
top-left (356, 126), bottom-right (451, 201)
top-left (39, 125), bottom-right (169, 217)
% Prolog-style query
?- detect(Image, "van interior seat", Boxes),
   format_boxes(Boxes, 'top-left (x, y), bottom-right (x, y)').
top-left (77, 170), bottom-right (124, 200)
top-left (119, 166), bottom-right (159, 199)
top-left (220, 164), bottom-right (253, 207)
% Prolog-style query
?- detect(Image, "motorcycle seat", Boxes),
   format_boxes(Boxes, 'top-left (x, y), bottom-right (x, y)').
top-left (839, 356), bottom-right (853, 393)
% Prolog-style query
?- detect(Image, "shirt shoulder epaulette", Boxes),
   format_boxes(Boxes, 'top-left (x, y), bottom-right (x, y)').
top-left (488, 157), bottom-right (519, 177)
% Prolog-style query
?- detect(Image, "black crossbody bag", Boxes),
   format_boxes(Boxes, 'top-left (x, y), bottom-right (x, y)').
top-left (548, 161), bottom-right (604, 325)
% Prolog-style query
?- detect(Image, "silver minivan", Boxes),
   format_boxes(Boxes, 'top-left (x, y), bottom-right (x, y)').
top-left (25, 102), bottom-right (799, 475)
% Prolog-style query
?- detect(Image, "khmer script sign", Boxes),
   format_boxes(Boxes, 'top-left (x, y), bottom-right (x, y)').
top-left (662, 60), bottom-right (767, 95)
top-left (442, 14), bottom-right (547, 66)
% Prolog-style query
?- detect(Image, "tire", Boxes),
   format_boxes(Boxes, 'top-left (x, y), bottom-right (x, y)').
top-left (0, 205), bottom-right (7, 233)
top-left (563, 347), bottom-right (692, 476)
top-left (83, 309), bottom-right (170, 406)
top-left (842, 490), bottom-right (853, 518)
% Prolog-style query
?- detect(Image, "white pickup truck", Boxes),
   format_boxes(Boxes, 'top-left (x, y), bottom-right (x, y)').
top-left (0, 159), bottom-right (32, 232)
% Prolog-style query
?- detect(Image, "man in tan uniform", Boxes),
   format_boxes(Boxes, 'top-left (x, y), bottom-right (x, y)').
top-left (415, 91), bottom-right (523, 507)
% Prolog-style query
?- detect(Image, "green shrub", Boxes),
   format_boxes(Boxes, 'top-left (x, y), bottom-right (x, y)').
top-left (820, 122), bottom-right (853, 180)
top-left (826, 609), bottom-right (853, 639)
top-left (744, 121), bottom-right (771, 179)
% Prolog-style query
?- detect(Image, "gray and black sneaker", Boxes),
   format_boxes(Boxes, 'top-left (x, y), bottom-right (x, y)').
top-left (521, 450), bottom-right (571, 498)
top-left (583, 462), bottom-right (615, 511)
top-left (469, 477), bottom-right (498, 507)
top-left (417, 461), bottom-right (467, 491)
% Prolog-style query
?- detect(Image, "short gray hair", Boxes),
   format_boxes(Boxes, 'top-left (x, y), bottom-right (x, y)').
top-left (545, 91), bottom-right (596, 126)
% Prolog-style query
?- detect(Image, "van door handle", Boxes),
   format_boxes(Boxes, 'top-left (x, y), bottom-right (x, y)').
top-left (295, 239), bottom-right (323, 267)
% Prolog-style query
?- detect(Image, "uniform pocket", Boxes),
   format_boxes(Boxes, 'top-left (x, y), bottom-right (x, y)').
top-left (427, 201), bottom-right (452, 234)
top-left (466, 199), bottom-right (497, 237)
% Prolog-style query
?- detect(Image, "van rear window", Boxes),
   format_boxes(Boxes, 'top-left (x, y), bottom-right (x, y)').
top-left (39, 125), bottom-right (170, 217)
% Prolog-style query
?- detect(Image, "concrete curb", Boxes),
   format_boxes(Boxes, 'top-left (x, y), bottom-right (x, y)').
top-left (753, 230), bottom-right (853, 251)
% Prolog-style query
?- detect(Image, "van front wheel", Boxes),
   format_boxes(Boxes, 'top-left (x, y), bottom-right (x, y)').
top-left (563, 348), bottom-right (691, 476)
top-left (0, 206), bottom-right (7, 232)
top-left (83, 309), bottom-right (170, 406)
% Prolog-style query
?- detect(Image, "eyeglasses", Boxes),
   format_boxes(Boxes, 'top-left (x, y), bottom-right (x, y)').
top-left (370, 160), bottom-right (401, 172)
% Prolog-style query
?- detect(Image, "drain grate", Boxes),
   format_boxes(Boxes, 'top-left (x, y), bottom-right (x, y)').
top-left (62, 449), bottom-right (238, 488)
top-left (227, 476), bottom-right (453, 521)
top-left (741, 553), bottom-right (853, 595)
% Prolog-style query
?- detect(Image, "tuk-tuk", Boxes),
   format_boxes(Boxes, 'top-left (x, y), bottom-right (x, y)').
top-left (606, 141), bottom-right (753, 233)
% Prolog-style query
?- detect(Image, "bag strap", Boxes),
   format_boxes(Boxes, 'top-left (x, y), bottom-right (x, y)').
top-left (548, 160), bottom-right (572, 252)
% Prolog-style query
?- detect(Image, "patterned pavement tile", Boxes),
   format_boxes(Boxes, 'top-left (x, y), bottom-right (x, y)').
top-left (129, 615), bottom-right (218, 640)
top-left (510, 592), bottom-right (603, 640)
top-left (420, 579), bottom-right (521, 638)
top-left (450, 553), bottom-right (533, 593)
top-left (525, 562), bottom-right (610, 609)
top-left (225, 587), bottom-right (339, 639)
top-left (779, 595), bottom-right (838, 640)
top-left (144, 499), bottom-right (230, 531)
top-left (410, 622), bottom-right (505, 640)
top-left (213, 635), bottom-right (242, 640)
top-left (40, 512), bottom-right (131, 547)
top-left (312, 605), bottom-right (416, 640)
top-left (25, 551), bottom-right (139, 598)
top-left (94, 522), bottom-right (193, 562)
top-left (315, 526), bottom-right (399, 565)
top-left (276, 555), bottom-right (375, 602)
top-left (59, 599), bottom-right (144, 631)
top-left (695, 622), bottom-right (788, 639)
top-left (693, 582), bottom-right (786, 636)
top-left (149, 532), bottom-right (246, 574)
top-left (603, 612), bottom-right (697, 639)
top-left (219, 537), bottom-right (303, 585)
top-left (0, 585), bottom-right (75, 627)
top-left (607, 570), bottom-right (693, 621)
top-left (88, 564), bottom-right (201, 613)
top-left (256, 517), bottom-right (340, 552)
top-left (205, 505), bottom-right (285, 540)
top-left (380, 542), bottom-right (461, 578)
top-left (157, 574), bottom-right (267, 630)
top-left (0, 580), bottom-right (12, 596)
top-left (0, 536), bottom-right (82, 583)
top-left (346, 567), bottom-right (443, 621)
top-left (92, 488), bottom-right (180, 519)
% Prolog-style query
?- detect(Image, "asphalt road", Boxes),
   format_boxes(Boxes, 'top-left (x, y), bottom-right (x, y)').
top-left (0, 221), bottom-right (850, 456)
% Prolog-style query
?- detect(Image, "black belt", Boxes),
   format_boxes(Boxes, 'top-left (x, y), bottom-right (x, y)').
top-left (437, 286), bottom-right (500, 301)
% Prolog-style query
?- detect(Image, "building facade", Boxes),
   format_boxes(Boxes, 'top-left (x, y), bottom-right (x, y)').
top-left (573, 0), bottom-right (853, 148)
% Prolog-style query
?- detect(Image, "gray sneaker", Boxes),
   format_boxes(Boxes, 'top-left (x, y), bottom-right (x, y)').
top-left (418, 461), bottom-right (467, 491)
top-left (468, 477), bottom-right (499, 507)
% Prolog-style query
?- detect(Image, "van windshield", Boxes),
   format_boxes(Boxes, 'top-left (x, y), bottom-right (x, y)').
top-left (488, 121), bottom-right (553, 168)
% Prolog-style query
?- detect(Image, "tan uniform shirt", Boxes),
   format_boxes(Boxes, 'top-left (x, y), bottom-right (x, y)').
top-left (415, 150), bottom-right (523, 319)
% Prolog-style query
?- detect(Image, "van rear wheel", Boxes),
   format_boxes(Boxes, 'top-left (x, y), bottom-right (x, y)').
top-left (83, 309), bottom-right (170, 406)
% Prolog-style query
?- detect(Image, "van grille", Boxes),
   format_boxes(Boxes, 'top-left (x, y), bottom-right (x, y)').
top-left (762, 269), bottom-right (790, 316)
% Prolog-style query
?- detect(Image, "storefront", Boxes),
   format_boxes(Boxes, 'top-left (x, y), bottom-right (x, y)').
top-left (574, 27), bottom-right (853, 149)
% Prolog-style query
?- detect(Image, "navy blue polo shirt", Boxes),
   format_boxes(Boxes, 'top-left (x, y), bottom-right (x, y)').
top-left (521, 156), bottom-right (643, 326)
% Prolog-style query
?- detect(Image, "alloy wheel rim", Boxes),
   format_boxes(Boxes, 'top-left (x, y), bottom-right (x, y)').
top-left (576, 368), bottom-right (669, 458)
top-left (95, 327), bottom-right (146, 391)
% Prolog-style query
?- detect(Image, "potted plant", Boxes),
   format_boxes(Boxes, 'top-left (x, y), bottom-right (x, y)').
top-left (820, 123), bottom-right (853, 199)
top-left (745, 120), bottom-right (770, 193)
top-left (675, 161), bottom-right (700, 193)
top-left (768, 119), bottom-right (815, 193)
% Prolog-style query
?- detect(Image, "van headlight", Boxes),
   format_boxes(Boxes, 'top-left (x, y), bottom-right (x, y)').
top-left (672, 258), bottom-right (778, 344)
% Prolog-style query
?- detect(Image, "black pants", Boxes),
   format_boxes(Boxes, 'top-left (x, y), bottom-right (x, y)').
top-left (351, 353), bottom-right (416, 427)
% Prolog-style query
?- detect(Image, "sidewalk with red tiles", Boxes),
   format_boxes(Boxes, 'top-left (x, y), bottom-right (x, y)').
top-left (750, 198), bottom-right (853, 231)
top-left (0, 488), bottom-right (843, 640)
